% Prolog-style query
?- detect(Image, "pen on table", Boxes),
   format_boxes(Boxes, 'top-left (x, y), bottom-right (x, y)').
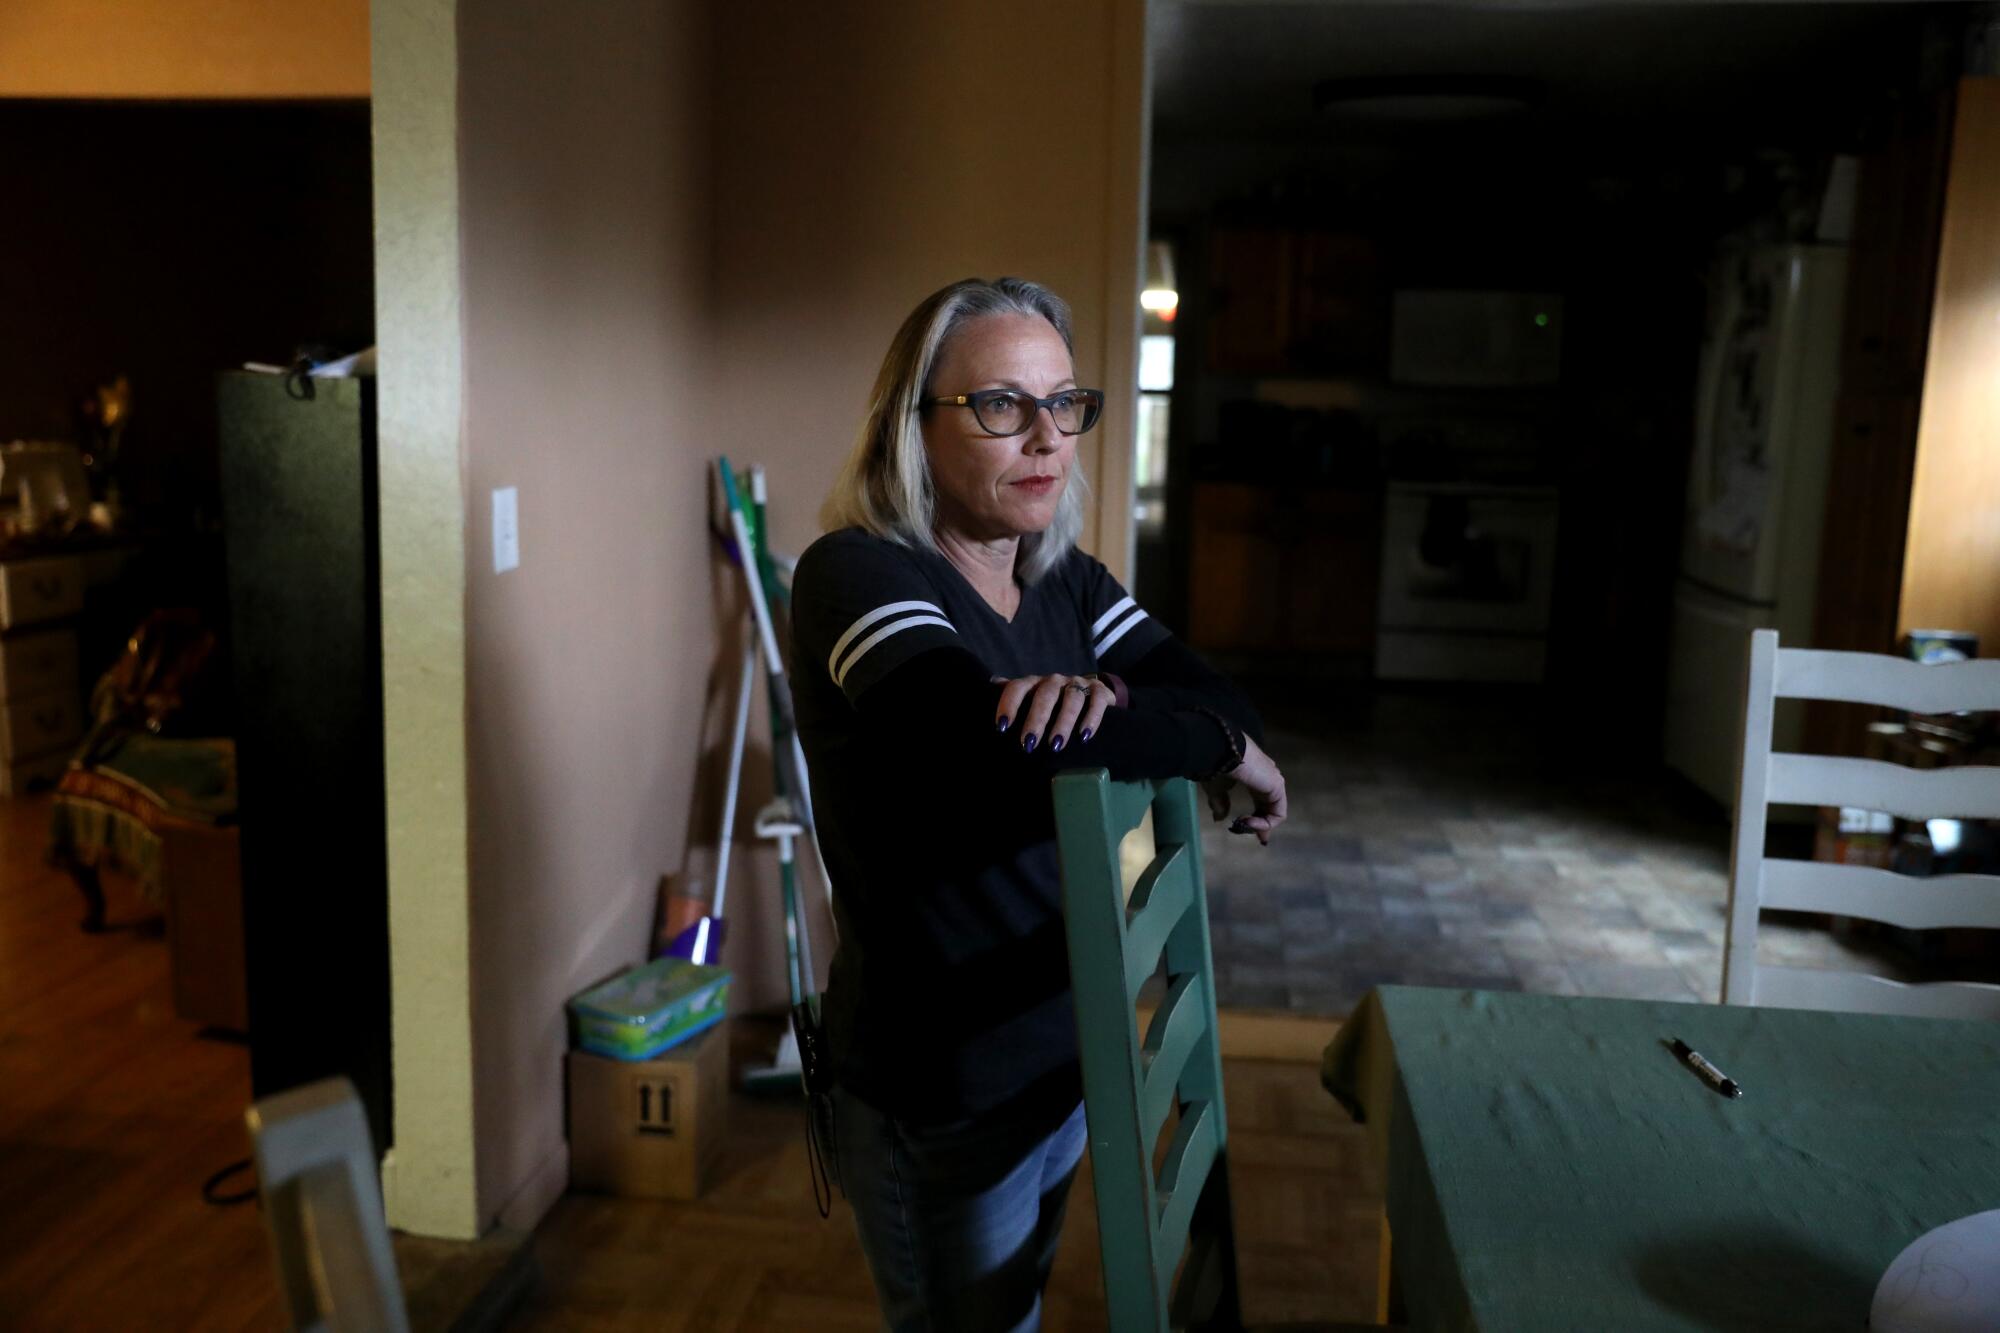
top-left (1669, 1037), bottom-right (1743, 1098)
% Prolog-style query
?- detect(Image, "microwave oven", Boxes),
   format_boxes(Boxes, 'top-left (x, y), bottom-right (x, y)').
top-left (1390, 290), bottom-right (1563, 387)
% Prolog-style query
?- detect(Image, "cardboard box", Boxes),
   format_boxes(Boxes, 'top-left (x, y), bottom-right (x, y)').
top-left (568, 1020), bottom-right (728, 1200)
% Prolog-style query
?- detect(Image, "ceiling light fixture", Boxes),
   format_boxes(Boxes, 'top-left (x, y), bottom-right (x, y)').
top-left (1313, 74), bottom-right (1543, 123)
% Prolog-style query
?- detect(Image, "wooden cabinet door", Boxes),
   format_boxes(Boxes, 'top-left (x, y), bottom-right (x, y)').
top-left (1290, 488), bottom-right (1381, 654)
top-left (1204, 228), bottom-right (1294, 374)
top-left (1188, 483), bottom-right (1288, 650)
top-left (1187, 483), bottom-right (1380, 655)
top-left (1292, 232), bottom-right (1387, 374)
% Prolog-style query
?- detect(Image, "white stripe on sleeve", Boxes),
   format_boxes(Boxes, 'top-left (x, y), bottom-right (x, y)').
top-left (834, 614), bottom-right (957, 688)
top-left (1090, 595), bottom-right (1137, 639)
top-left (827, 600), bottom-right (949, 678)
top-left (1093, 605), bottom-right (1147, 658)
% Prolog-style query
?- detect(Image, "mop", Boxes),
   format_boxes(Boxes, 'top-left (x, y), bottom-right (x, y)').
top-left (741, 799), bottom-right (814, 1092)
top-left (729, 461), bottom-right (830, 890)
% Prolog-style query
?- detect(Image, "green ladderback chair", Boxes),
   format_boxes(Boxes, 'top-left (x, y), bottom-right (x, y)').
top-left (1053, 771), bottom-right (1380, 1333)
top-left (1054, 772), bottom-right (1236, 1331)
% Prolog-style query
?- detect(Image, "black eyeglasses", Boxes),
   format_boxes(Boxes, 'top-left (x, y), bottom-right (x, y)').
top-left (922, 388), bottom-right (1105, 438)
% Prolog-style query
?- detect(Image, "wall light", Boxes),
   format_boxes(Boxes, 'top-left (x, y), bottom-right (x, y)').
top-left (1142, 240), bottom-right (1178, 321)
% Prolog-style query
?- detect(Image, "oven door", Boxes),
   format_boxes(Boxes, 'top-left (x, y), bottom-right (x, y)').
top-left (1377, 486), bottom-right (1559, 635)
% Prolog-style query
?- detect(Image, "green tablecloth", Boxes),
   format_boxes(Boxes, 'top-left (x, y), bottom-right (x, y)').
top-left (1321, 986), bottom-right (2000, 1333)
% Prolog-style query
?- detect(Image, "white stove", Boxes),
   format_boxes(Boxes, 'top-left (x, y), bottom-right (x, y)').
top-left (1375, 480), bottom-right (1560, 683)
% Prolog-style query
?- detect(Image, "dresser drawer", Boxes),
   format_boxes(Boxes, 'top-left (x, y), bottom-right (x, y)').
top-left (0, 689), bottom-right (83, 760)
top-left (0, 557), bottom-right (84, 630)
top-left (0, 630), bottom-right (79, 703)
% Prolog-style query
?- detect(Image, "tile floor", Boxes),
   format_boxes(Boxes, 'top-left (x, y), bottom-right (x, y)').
top-left (1201, 686), bottom-right (1894, 1015)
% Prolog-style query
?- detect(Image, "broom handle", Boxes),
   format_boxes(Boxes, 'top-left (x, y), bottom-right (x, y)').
top-left (711, 633), bottom-right (757, 919)
top-left (721, 468), bottom-right (784, 678)
top-left (745, 465), bottom-right (832, 916)
top-left (721, 460), bottom-right (838, 985)
top-left (728, 463), bottom-right (829, 873)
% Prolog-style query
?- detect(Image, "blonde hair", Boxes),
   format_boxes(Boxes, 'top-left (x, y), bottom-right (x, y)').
top-left (821, 276), bottom-right (1089, 585)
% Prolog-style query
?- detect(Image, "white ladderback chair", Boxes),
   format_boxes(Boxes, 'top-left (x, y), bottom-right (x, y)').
top-left (1723, 629), bottom-right (2000, 1018)
top-left (245, 1077), bottom-right (410, 1333)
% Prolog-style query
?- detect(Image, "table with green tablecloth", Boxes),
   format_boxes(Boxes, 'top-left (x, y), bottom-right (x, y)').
top-left (1321, 985), bottom-right (2000, 1332)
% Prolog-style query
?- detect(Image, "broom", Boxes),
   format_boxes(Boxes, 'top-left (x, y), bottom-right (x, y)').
top-left (654, 462), bottom-right (766, 965)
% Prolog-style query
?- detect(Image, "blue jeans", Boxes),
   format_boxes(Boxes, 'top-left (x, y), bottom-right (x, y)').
top-left (832, 1083), bottom-right (1088, 1333)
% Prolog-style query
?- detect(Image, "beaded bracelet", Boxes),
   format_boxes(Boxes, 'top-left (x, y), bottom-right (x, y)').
top-left (1192, 706), bottom-right (1246, 781)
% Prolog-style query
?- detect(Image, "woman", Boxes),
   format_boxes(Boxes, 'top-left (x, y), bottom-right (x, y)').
top-left (790, 276), bottom-right (1285, 1332)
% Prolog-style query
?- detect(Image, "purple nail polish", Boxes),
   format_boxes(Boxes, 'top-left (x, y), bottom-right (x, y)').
top-left (997, 715), bottom-right (1010, 732)
top-left (1079, 727), bottom-right (1093, 744)
top-left (1050, 735), bottom-right (1065, 754)
top-left (1230, 818), bottom-right (1250, 833)
top-left (1024, 733), bottom-right (1039, 753)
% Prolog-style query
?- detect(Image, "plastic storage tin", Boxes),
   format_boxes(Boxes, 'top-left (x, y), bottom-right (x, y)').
top-left (569, 957), bottom-right (731, 1061)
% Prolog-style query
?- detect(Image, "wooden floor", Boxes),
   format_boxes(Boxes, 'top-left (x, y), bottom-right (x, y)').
top-left (0, 793), bottom-right (284, 1331)
top-left (0, 783), bottom-right (1382, 1330)
top-left (515, 1026), bottom-right (1384, 1331)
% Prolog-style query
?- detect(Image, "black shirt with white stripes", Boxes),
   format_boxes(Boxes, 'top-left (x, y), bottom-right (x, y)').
top-left (790, 527), bottom-right (1259, 1127)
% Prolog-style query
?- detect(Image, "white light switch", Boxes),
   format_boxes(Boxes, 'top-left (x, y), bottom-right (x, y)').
top-left (492, 487), bottom-right (519, 572)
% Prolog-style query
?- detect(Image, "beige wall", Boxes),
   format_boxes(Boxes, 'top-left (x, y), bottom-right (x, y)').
top-left (456, 0), bottom-right (717, 1231)
top-left (702, 0), bottom-right (1149, 1018)
top-left (1899, 79), bottom-right (2000, 651)
top-left (376, 0), bottom-right (1145, 1237)
top-left (708, 0), bottom-right (1147, 579)
top-left (2, 0), bottom-right (368, 98)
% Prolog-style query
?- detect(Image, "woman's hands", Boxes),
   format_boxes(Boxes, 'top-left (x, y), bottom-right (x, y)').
top-left (1203, 734), bottom-right (1288, 846)
top-left (992, 673), bottom-right (1115, 755)
top-left (992, 671), bottom-right (1286, 844)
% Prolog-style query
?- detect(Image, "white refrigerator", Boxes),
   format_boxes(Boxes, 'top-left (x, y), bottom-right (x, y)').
top-left (1662, 242), bottom-right (1846, 809)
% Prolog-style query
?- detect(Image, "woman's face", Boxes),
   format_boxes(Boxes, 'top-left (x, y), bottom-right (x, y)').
top-left (921, 313), bottom-right (1076, 544)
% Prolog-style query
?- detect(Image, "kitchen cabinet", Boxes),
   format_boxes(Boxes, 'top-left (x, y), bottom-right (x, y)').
top-left (1204, 226), bottom-right (1386, 375)
top-left (1292, 231), bottom-right (1389, 372)
top-left (0, 558), bottom-right (85, 793)
top-left (1187, 482), bottom-right (1380, 656)
top-left (1205, 227), bottom-right (1295, 374)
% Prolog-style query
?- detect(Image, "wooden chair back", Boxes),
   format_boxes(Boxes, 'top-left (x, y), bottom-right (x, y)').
top-left (1724, 629), bottom-right (2000, 1017)
top-left (245, 1076), bottom-right (410, 1333)
top-left (1053, 771), bottom-right (1241, 1332)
